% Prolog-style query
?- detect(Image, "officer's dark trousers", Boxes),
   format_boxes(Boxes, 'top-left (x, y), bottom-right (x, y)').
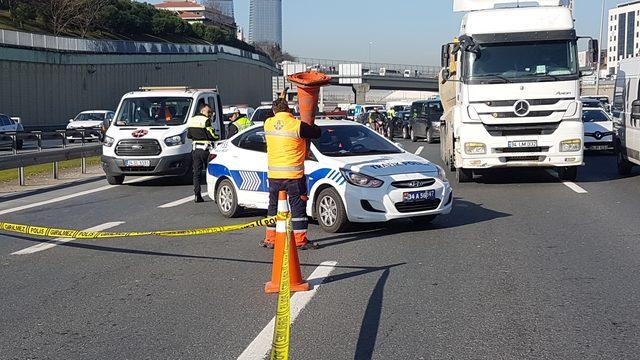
top-left (266, 177), bottom-right (308, 245)
top-left (192, 148), bottom-right (209, 197)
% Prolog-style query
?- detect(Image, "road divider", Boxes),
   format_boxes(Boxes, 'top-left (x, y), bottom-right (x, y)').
top-left (0, 217), bottom-right (277, 239)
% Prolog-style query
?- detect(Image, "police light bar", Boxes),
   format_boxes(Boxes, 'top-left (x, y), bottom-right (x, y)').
top-left (453, 0), bottom-right (563, 12)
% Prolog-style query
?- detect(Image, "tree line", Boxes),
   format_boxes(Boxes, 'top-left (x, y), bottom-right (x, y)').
top-left (0, 0), bottom-right (260, 54)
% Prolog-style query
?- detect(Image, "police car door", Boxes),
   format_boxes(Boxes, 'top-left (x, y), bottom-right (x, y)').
top-left (230, 127), bottom-right (269, 208)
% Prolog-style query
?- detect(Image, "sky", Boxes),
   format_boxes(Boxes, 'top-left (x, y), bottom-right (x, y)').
top-left (147, 0), bottom-right (629, 65)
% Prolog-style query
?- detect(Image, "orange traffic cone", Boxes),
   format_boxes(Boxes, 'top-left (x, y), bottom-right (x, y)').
top-left (265, 190), bottom-right (310, 294)
top-left (288, 71), bottom-right (331, 126)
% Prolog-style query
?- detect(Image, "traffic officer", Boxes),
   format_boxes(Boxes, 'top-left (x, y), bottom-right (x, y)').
top-left (227, 108), bottom-right (253, 137)
top-left (187, 102), bottom-right (217, 203)
top-left (261, 97), bottom-right (321, 250)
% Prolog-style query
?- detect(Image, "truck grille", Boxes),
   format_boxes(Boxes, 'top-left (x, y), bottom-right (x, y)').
top-left (503, 156), bottom-right (545, 162)
top-left (495, 147), bottom-right (550, 153)
top-left (472, 98), bottom-right (569, 107)
top-left (115, 139), bottom-right (162, 156)
top-left (395, 199), bottom-right (441, 213)
top-left (484, 122), bottom-right (560, 136)
top-left (490, 111), bottom-right (557, 118)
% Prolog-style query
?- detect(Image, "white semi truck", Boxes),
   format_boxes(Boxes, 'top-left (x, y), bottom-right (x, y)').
top-left (439, 0), bottom-right (598, 182)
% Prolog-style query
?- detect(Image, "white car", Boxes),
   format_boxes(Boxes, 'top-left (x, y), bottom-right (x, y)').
top-left (582, 107), bottom-right (614, 151)
top-left (249, 105), bottom-right (274, 125)
top-left (206, 120), bottom-right (453, 233)
top-left (67, 110), bottom-right (114, 142)
top-left (0, 113), bottom-right (25, 149)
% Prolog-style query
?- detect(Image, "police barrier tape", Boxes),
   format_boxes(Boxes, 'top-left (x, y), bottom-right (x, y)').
top-left (270, 212), bottom-right (291, 360)
top-left (0, 217), bottom-right (278, 239)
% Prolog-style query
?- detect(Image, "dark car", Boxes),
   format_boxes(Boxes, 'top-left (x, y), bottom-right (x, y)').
top-left (397, 111), bottom-right (412, 139)
top-left (408, 100), bottom-right (443, 143)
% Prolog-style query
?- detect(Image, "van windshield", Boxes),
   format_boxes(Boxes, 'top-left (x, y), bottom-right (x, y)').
top-left (466, 40), bottom-right (578, 83)
top-left (115, 97), bottom-right (193, 126)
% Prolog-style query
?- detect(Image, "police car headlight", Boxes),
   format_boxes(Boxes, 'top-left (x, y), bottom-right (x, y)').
top-left (103, 135), bottom-right (115, 147)
top-left (340, 169), bottom-right (383, 188)
top-left (164, 132), bottom-right (187, 146)
top-left (435, 165), bottom-right (448, 183)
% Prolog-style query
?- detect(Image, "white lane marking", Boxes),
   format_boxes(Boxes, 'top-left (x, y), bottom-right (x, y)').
top-left (0, 176), bottom-right (156, 216)
top-left (158, 192), bottom-right (208, 208)
top-left (415, 146), bottom-right (424, 156)
top-left (237, 261), bottom-right (338, 360)
top-left (545, 170), bottom-right (588, 194)
top-left (11, 222), bottom-right (124, 255)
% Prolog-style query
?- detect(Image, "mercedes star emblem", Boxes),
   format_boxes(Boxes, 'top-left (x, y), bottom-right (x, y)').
top-left (513, 100), bottom-right (530, 117)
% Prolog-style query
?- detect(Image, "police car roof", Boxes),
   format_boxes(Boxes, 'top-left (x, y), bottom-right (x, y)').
top-left (314, 119), bottom-right (361, 126)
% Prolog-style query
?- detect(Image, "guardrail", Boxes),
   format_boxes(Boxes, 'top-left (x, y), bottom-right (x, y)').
top-left (0, 129), bottom-right (103, 185)
top-left (293, 57), bottom-right (440, 79)
top-left (0, 28), bottom-right (274, 67)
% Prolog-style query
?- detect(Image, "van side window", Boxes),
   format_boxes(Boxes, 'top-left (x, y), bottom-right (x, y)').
top-left (612, 73), bottom-right (626, 117)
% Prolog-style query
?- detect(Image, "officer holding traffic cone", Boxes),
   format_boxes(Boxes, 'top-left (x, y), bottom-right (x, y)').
top-left (261, 93), bottom-right (321, 250)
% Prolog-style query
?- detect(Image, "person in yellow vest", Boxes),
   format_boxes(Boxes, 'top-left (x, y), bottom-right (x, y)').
top-left (261, 98), bottom-right (321, 250)
top-left (187, 103), bottom-right (218, 203)
top-left (227, 109), bottom-right (253, 137)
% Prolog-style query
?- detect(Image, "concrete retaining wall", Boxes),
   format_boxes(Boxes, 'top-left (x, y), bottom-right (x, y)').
top-left (0, 46), bottom-right (279, 129)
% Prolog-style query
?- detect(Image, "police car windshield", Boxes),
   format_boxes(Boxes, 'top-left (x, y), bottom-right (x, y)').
top-left (582, 109), bottom-right (610, 123)
top-left (313, 125), bottom-right (402, 157)
top-left (115, 97), bottom-right (193, 126)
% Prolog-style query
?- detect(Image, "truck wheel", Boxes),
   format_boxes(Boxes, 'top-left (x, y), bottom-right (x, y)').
top-left (315, 187), bottom-right (349, 233)
top-left (616, 148), bottom-right (633, 175)
top-left (216, 179), bottom-right (240, 218)
top-left (557, 166), bottom-right (578, 181)
top-left (456, 168), bottom-right (473, 183)
top-left (106, 175), bottom-right (125, 185)
top-left (410, 128), bottom-right (418, 142)
top-left (402, 127), bottom-right (409, 139)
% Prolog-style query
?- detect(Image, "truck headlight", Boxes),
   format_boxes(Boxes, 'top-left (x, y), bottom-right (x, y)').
top-left (560, 139), bottom-right (581, 152)
top-left (464, 142), bottom-right (486, 155)
top-left (340, 169), bottom-right (383, 188)
top-left (467, 105), bottom-right (481, 121)
top-left (164, 132), bottom-right (186, 146)
top-left (103, 135), bottom-right (115, 147)
top-left (563, 102), bottom-right (579, 118)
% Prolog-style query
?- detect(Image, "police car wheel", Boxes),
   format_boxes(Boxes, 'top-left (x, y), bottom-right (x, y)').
top-left (216, 179), bottom-right (240, 217)
top-left (316, 188), bottom-right (348, 233)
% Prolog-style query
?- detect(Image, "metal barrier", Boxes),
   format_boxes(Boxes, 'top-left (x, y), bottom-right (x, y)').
top-left (293, 57), bottom-right (440, 79)
top-left (0, 29), bottom-right (274, 67)
top-left (0, 129), bottom-right (103, 185)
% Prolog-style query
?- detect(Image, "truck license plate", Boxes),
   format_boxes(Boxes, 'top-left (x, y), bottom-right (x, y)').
top-left (508, 140), bottom-right (537, 148)
top-left (125, 160), bottom-right (151, 167)
top-left (403, 190), bottom-right (436, 202)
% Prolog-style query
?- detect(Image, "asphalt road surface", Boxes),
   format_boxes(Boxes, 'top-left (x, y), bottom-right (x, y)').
top-left (1, 140), bottom-right (639, 359)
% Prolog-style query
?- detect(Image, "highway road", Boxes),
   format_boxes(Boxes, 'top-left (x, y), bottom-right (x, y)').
top-left (1, 140), bottom-right (639, 359)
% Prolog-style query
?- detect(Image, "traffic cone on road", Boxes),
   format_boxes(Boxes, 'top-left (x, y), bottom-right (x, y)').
top-left (288, 71), bottom-right (331, 126)
top-left (265, 190), bottom-right (310, 294)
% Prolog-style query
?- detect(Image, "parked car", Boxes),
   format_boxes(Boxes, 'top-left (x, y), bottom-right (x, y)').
top-left (398, 111), bottom-right (412, 139)
top-left (582, 107), bottom-right (614, 151)
top-left (250, 105), bottom-right (275, 125)
top-left (67, 110), bottom-right (114, 143)
top-left (582, 95), bottom-right (611, 113)
top-left (0, 113), bottom-right (24, 149)
top-left (408, 100), bottom-right (443, 143)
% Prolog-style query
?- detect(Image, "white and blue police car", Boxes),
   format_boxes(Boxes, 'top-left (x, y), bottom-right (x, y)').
top-left (206, 119), bottom-right (453, 233)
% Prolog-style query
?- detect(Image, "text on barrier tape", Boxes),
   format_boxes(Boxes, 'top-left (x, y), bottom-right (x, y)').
top-left (270, 212), bottom-right (291, 360)
top-left (0, 217), bottom-right (277, 239)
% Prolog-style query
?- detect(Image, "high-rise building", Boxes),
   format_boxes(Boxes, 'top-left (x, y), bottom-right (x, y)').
top-left (607, 1), bottom-right (640, 74)
top-left (248, 0), bottom-right (282, 47)
top-left (209, 0), bottom-right (235, 19)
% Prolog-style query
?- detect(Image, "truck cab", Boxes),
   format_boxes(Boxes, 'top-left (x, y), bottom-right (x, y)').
top-left (101, 87), bottom-right (225, 185)
top-left (439, 0), bottom-right (598, 182)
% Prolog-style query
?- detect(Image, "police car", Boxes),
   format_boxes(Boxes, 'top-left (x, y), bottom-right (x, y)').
top-left (206, 119), bottom-right (453, 233)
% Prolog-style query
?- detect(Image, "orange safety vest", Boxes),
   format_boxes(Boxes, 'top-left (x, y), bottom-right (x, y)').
top-left (264, 112), bottom-right (306, 179)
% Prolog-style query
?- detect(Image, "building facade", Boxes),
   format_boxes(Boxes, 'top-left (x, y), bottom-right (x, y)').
top-left (608, 1), bottom-right (640, 74)
top-left (248, 0), bottom-right (282, 47)
top-left (209, 0), bottom-right (235, 18)
top-left (155, 1), bottom-right (236, 32)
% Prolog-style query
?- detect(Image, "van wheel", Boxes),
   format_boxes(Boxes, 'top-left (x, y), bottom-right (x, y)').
top-left (456, 168), bottom-right (473, 183)
top-left (316, 188), bottom-right (349, 233)
top-left (410, 128), bottom-right (418, 142)
top-left (216, 179), bottom-right (240, 218)
top-left (106, 175), bottom-right (125, 185)
top-left (178, 167), bottom-right (194, 185)
top-left (557, 166), bottom-right (578, 181)
top-left (402, 127), bottom-right (409, 139)
top-left (617, 148), bottom-right (633, 175)
top-left (426, 128), bottom-right (434, 144)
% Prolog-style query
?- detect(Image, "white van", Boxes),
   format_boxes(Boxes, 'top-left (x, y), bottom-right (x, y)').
top-left (612, 59), bottom-right (640, 175)
top-left (101, 87), bottom-right (224, 185)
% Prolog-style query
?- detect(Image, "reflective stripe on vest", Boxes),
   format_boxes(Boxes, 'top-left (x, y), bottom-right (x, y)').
top-left (264, 112), bottom-right (305, 179)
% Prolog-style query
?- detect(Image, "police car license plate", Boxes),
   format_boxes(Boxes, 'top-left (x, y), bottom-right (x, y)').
top-left (403, 190), bottom-right (436, 202)
top-left (125, 160), bottom-right (151, 167)
top-left (508, 140), bottom-right (537, 148)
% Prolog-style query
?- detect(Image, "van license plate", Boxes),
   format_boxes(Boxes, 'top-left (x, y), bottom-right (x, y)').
top-left (403, 190), bottom-right (436, 202)
top-left (125, 160), bottom-right (151, 167)
top-left (508, 140), bottom-right (537, 148)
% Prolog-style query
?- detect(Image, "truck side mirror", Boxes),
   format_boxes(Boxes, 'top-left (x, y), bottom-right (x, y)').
top-left (631, 100), bottom-right (640, 121)
top-left (440, 44), bottom-right (450, 68)
top-left (589, 39), bottom-right (599, 64)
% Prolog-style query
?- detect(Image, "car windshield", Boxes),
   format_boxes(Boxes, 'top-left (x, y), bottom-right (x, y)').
top-left (252, 108), bottom-right (274, 123)
top-left (467, 40), bottom-right (578, 82)
top-left (583, 109), bottom-right (610, 123)
top-left (115, 97), bottom-right (192, 126)
top-left (76, 113), bottom-right (105, 121)
top-left (313, 125), bottom-right (402, 157)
